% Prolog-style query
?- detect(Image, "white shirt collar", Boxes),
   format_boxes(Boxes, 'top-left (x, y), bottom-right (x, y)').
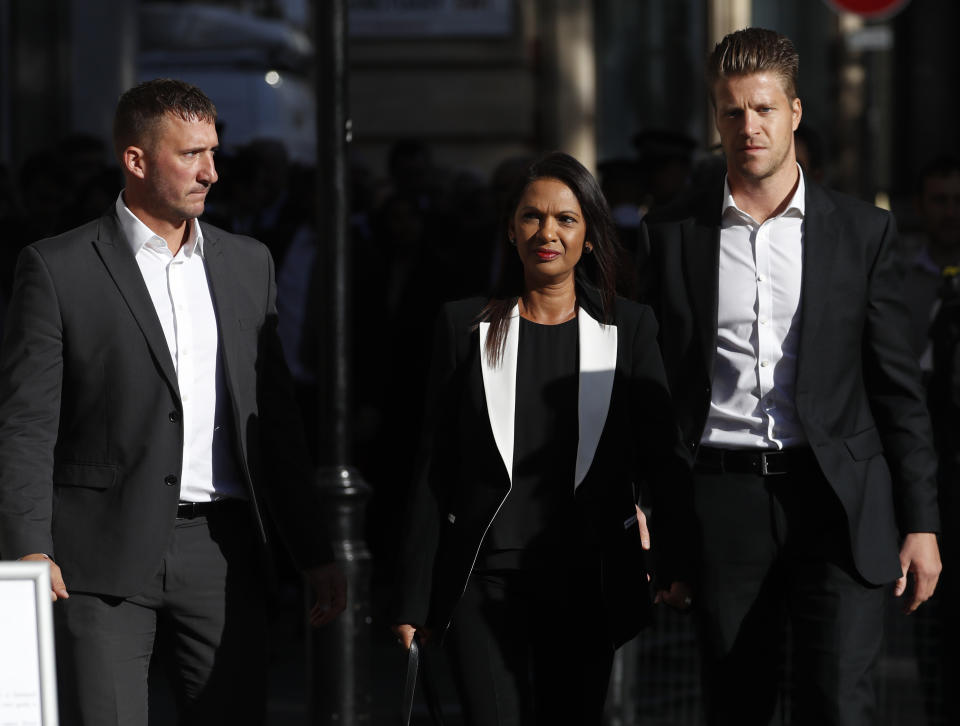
top-left (722, 163), bottom-right (806, 222)
top-left (115, 191), bottom-right (205, 258)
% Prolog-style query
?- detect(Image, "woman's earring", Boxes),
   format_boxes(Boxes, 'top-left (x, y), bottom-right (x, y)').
top-left (509, 236), bottom-right (516, 246)
top-left (584, 243), bottom-right (594, 254)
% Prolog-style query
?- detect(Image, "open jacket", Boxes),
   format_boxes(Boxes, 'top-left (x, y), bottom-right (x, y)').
top-left (0, 209), bottom-right (332, 597)
top-left (395, 294), bottom-right (692, 648)
top-left (640, 177), bottom-right (940, 585)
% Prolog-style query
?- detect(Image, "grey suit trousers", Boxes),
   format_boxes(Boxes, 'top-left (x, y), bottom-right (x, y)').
top-left (54, 502), bottom-right (268, 726)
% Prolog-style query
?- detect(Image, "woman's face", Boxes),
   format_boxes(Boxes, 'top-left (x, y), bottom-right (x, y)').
top-left (509, 177), bottom-right (592, 286)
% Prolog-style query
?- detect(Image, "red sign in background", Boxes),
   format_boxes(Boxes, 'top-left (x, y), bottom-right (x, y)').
top-left (823, 0), bottom-right (911, 19)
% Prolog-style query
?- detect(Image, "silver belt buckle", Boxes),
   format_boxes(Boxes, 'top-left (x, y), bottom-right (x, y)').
top-left (760, 452), bottom-right (771, 475)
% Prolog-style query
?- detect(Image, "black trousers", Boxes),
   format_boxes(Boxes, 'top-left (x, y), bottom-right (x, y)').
top-left (445, 569), bottom-right (614, 726)
top-left (692, 462), bottom-right (886, 726)
top-left (54, 502), bottom-right (268, 726)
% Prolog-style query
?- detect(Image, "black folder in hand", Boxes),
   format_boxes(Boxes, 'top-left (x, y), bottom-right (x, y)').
top-left (400, 633), bottom-right (445, 726)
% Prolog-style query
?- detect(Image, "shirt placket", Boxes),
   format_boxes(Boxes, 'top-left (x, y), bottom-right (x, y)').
top-left (754, 222), bottom-right (778, 444)
top-left (168, 255), bottom-right (193, 488)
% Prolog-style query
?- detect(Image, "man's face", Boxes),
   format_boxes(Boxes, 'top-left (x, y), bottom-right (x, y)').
top-left (713, 72), bottom-right (801, 185)
top-left (142, 114), bottom-right (218, 224)
top-left (919, 172), bottom-right (960, 251)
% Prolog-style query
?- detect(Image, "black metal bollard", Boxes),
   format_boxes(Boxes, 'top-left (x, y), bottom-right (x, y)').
top-left (307, 465), bottom-right (372, 725)
top-left (307, 0), bottom-right (370, 722)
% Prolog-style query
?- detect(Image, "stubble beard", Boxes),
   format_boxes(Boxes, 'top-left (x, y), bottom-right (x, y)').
top-left (736, 143), bottom-right (792, 184)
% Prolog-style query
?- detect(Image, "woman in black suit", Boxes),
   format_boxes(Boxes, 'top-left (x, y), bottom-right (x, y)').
top-left (393, 152), bottom-right (692, 725)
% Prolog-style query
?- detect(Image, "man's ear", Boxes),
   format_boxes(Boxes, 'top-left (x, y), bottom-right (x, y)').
top-left (792, 97), bottom-right (803, 132)
top-left (123, 146), bottom-right (147, 180)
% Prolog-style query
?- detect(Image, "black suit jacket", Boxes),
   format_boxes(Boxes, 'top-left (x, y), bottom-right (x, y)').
top-left (0, 208), bottom-right (332, 597)
top-left (394, 294), bottom-right (692, 648)
top-left (640, 178), bottom-right (939, 585)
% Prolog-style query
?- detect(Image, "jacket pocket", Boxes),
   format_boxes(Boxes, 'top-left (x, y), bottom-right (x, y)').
top-left (843, 427), bottom-right (884, 461)
top-left (53, 462), bottom-right (118, 490)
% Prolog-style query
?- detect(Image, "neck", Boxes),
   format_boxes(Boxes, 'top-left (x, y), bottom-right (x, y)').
top-left (519, 278), bottom-right (577, 324)
top-left (122, 190), bottom-right (190, 255)
top-left (729, 162), bottom-right (799, 223)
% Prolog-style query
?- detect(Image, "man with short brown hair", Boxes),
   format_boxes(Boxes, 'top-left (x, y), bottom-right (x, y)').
top-left (642, 28), bottom-right (941, 726)
top-left (0, 78), bottom-right (345, 725)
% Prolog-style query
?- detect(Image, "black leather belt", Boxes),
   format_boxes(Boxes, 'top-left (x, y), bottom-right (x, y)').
top-left (176, 499), bottom-right (241, 519)
top-left (695, 446), bottom-right (816, 476)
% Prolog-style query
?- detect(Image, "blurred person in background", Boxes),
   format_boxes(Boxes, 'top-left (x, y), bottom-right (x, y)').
top-left (393, 151), bottom-right (693, 725)
top-left (793, 122), bottom-right (826, 185)
top-left (899, 154), bottom-right (960, 726)
top-left (220, 138), bottom-right (306, 269)
top-left (640, 28), bottom-right (940, 726)
top-left (901, 155), bottom-right (960, 358)
top-left (633, 128), bottom-right (697, 217)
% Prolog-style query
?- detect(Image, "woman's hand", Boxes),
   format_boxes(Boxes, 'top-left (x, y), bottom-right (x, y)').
top-left (636, 505), bottom-right (650, 550)
top-left (393, 623), bottom-right (429, 650)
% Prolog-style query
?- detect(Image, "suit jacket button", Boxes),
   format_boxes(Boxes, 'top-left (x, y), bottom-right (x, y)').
top-left (169, 411), bottom-right (181, 423)
top-left (165, 474), bottom-right (178, 486)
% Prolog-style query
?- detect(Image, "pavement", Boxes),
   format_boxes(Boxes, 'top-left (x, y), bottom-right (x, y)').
top-left (145, 581), bottom-right (933, 725)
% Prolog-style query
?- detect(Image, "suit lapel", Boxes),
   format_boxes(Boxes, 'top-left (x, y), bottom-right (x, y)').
top-left (478, 303), bottom-right (619, 489)
top-left (574, 307), bottom-right (617, 490)
top-left (479, 304), bottom-right (520, 484)
top-left (200, 227), bottom-right (240, 391)
top-left (796, 181), bottom-right (839, 392)
top-left (92, 212), bottom-right (179, 394)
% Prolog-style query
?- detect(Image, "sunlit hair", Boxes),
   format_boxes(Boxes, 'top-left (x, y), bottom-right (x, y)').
top-left (706, 27), bottom-right (799, 102)
top-left (479, 151), bottom-right (622, 365)
top-left (113, 79), bottom-right (217, 159)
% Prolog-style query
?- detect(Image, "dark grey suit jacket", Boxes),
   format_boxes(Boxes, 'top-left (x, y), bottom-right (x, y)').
top-left (0, 208), bottom-right (332, 597)
top-left (640, 178), bottom-right (940, 585)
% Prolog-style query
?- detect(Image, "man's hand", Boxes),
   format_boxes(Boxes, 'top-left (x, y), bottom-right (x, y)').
top-left (304, 563), bottom-right (347, 626)
top-left (20, 554), bottom-right (68, 602)
top-left (895, 532), bottom-right (941, 614)
top-left (655, 581), bottom-right (694, 611)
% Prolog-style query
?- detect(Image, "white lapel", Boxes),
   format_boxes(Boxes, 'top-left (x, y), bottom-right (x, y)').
top-left (575, 307), bottom-right (618, 489)
top-left (479, 304), bottom-right (520, 484)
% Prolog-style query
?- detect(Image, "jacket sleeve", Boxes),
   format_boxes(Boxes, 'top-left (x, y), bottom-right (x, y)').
top-left (392, 303), bottom-right (462, 626)
top-left (0, 246), bottom-right (64, 560)
top-left (862, 211), bottom-right (940, 535)
top-left (253, 246), bottom-right (335, 568)
top-left (628, 305), bottom-right (697, 586)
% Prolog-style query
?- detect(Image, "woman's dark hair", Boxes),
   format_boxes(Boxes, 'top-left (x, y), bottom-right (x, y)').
top-left (480, 151), bottom-right (622, 364)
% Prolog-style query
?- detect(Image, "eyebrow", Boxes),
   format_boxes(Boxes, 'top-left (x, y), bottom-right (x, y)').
top-left (519, 205), bottom-right (581, 217)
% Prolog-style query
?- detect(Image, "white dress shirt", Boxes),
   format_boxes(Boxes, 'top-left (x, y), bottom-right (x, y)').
top-left (115, 193), bottom-right (244, 502)
top-left (701, 167), bottom-right (808, 450)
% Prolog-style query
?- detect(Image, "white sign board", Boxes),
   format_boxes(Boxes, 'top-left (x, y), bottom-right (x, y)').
top-left (350, 0), bottom-right (513, 37)
top-left (0, 562), bottom-right (58, 726)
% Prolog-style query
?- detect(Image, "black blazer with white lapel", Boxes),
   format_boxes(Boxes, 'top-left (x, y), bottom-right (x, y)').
top-left (0, 208), bottom-right (332, 597)
top-left (640, 177), bottom-right (940, 585)
top-left (395, 294), bottom-right (692, 648)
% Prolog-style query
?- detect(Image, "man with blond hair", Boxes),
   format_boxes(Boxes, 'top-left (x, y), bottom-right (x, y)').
top-left (641, 28), bottom-right (941, 726)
